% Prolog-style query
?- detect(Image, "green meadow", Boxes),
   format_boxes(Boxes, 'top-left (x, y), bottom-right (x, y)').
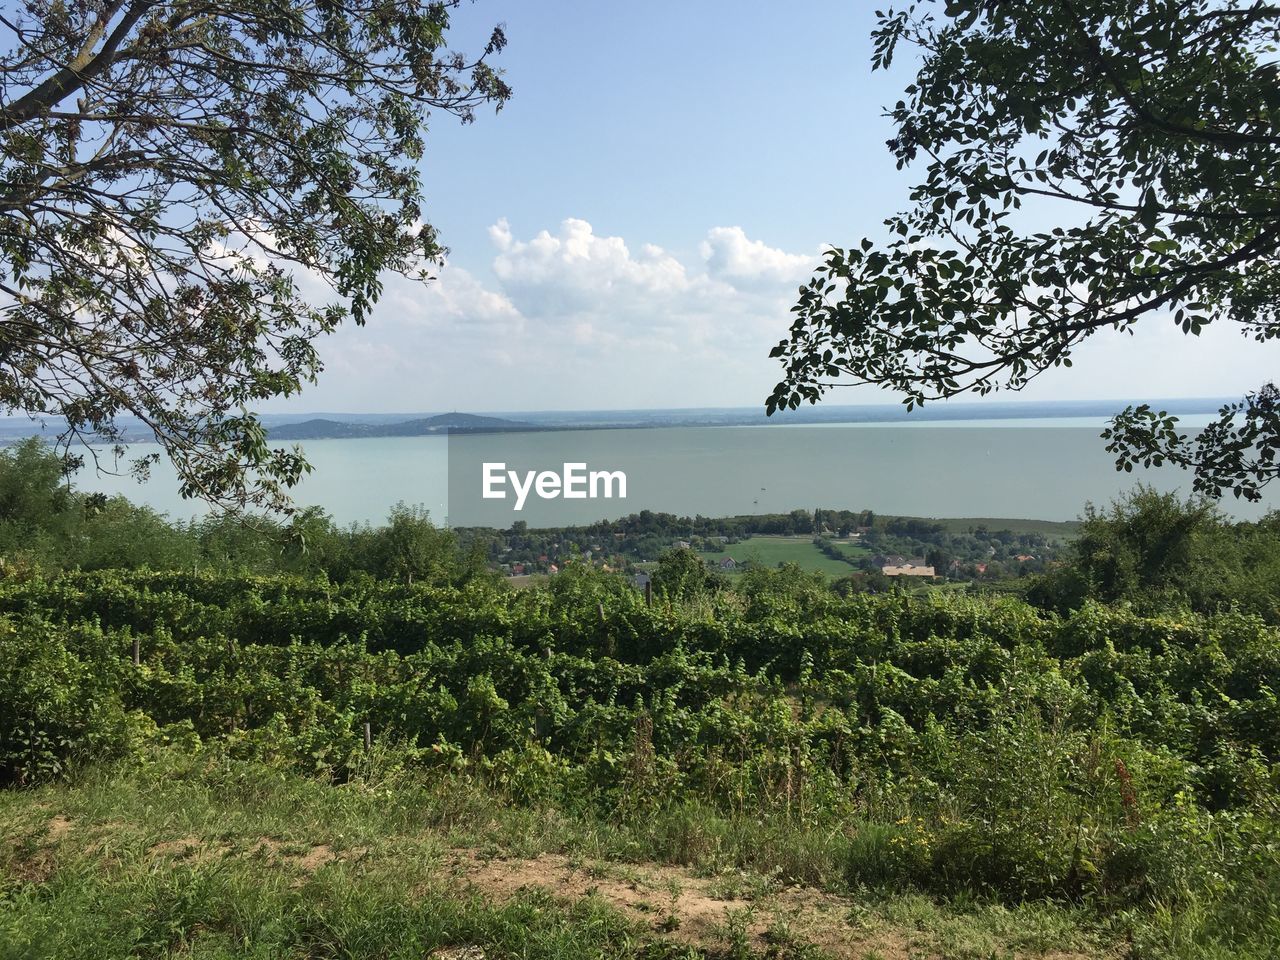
top-left (699, 536), bottom-right (871, 577)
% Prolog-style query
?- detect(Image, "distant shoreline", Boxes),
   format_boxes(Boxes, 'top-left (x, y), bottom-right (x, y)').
top-left (0, 397), bottom-right (1235, 443)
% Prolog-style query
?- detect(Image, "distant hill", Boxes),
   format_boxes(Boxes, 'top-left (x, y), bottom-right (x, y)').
top-left (267, 413), bottom-right (537, 441)
top-left (267, 419), bottom-right (369, 440)
top-left (379, 413), bottom-right (533, 435)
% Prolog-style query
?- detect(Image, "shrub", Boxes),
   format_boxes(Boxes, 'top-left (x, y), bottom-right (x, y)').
top-left (0, 617), bottom-right (137, 784)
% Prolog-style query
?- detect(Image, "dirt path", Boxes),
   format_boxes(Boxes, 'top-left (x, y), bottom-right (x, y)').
top-left (442, 849), bottom-right (1109, 959)
top-left (446, 848), bottom-right (905, 959)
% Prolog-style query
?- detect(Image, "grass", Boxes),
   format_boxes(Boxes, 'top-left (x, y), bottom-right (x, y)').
top-left (0, 750), bottom-right (1116, 960)
top-left (828, 540), bottom-right (873, 563)
top-left (699, 537), bottom-right (869, 578)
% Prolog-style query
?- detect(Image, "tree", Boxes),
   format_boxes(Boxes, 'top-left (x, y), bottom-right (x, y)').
top-left (768, 1), bottom-right (1279, 501)
top-left (377, 502), bottom-right (459, 586)
top-left (1026, 485), bottom-right (1280, 621)
top-left (924, 546), bottom-right (950, 574)
top-left (0, 436), bottom-right (196, 570)
top-left (0, 1), bottom-right (510, 511)
top-left (650, 546), bottom-right (722, 602)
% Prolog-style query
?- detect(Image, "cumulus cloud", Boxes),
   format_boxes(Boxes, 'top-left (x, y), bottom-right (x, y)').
top-left (279, 216), bottom-right (1275, 413)
top-left (489, 218), bottom-right (698, 320)
top-left (493, 221), bottom-right (820, 375)
top-left (283, 217), bottom-right (819, 410)
top-left (700, 226), bottom-right (817, 285)
top-left (384, 263), bottom-right (523, 337)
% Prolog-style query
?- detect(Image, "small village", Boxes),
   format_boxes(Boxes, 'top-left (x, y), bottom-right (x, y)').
top-left (476, 509), bottom-right (1065, 591)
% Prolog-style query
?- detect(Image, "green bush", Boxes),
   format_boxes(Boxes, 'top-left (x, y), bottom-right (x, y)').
top-left (0, 617), bottom-right (138, 784)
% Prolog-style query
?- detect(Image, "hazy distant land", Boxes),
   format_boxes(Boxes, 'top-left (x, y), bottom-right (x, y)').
top-left (0, 397), bottom-right (1236, 443)
top-left (265, 412), bottom-right (539, 440)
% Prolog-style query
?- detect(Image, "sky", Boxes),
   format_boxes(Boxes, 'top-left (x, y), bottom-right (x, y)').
top-left (269, 0), bottom-right (1278, 415)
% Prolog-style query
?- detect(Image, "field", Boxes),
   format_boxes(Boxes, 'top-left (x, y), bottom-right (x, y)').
top-left (699, 536), bottom-right (870, 577)
top-left (1, 566), bottom-right (1278, 958)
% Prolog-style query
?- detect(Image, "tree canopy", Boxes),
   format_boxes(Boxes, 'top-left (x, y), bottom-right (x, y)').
top-left (1027, 485), bottom-right (1280, 621)
top-left (767, 0), bottom-right (1279, 500)
top-left (0, 0), bottom-right (509, 511)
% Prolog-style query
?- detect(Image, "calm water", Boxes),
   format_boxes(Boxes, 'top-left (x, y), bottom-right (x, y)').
top-left (71, 417), bottom-right (1272, 526)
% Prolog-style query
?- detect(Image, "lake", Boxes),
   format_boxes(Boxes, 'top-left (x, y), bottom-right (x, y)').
top-left (68, 415), bottom-right (1274, 526)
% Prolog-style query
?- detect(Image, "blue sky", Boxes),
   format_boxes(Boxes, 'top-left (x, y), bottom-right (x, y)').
top-left (417, 1), bottom-right (905, 265)
top-left (271, 1), bottom-right (1278, 414)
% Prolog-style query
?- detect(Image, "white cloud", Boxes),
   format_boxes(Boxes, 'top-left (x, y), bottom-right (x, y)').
top-left (489, 217), bottom-right (698, 320)
top-left (282, 260), bottom-right (528, 410)
top-left (384, 263), bottom-right (523, 336)
top-left (700, 225), bottom-right (817, 285)
top-left (267, 216), bottom-right (1280, 414)
top-left (279, 218), bottom-right (812, 410)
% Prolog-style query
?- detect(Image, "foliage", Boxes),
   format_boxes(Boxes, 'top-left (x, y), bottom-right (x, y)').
top-left (1104, 383), bottom-right (1280, 501)
top-left (375, 502), bottom-right (479, 586)
top-left (0, 438), bottom-right (496, 586)
top-left (0, 565), bottom-right (1276, 949)
top-left (0, 0), bottom-right (510, 510)
top-left (0, 617), bottom-right (136, 784)
top-left (1028, 486), bottom-right (1280, 621)
top-left (768, 0), bottom-right (1280, 501)
top-left (650, 548), bottom-right (726, 603)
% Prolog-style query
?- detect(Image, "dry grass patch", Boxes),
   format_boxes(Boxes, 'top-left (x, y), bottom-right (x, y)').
top-left (442, 848), bottom-right (1011, 959)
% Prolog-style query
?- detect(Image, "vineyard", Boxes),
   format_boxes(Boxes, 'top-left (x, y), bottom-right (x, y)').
top-left (2, 562), bottom-right (1278, 957)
